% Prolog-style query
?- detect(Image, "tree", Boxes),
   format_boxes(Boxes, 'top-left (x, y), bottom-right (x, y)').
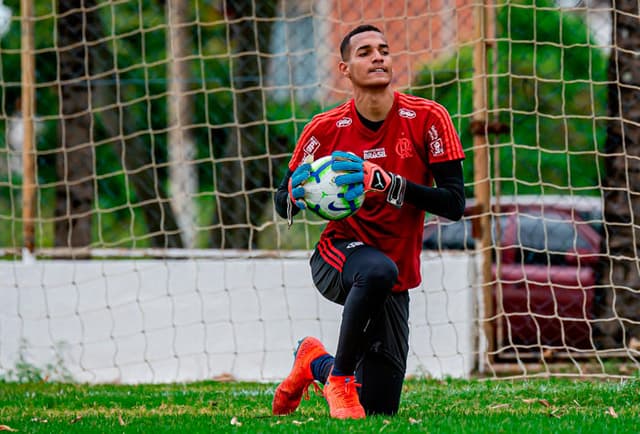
top-left (210, 0), bottom-right (277, 249)
top-left (91, 1), bottom-right (184, 249)
top-left (54, 0), bottom-right (100, 250)
top-left (167, 0), bottom-right (197, 249)
top-left (412, 0), bottom-right (608, 198)
top-left (594, 0), bottom-right (640, 348)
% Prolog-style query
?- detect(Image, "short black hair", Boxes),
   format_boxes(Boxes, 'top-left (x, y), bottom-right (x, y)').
top-left (340, 24), bottom-right (383, 61)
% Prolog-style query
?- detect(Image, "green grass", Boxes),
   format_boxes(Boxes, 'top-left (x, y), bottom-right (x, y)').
top-left (1, 378), bottom-right (639, 433)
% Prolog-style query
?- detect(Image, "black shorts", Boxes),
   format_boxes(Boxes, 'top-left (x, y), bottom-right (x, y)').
top-left (310, 239), bottom-right (410, 373)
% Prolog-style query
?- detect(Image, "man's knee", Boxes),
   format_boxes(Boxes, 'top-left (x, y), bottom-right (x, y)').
top-left (358, 255), bottom-right (398, 293)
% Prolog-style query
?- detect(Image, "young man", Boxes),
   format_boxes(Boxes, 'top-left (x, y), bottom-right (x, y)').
top-left (272, 24), bottom-right (465, 419)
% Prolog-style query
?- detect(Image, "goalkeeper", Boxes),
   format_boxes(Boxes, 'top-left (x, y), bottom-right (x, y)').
top-left (273, 24), bottom-right (465, 419)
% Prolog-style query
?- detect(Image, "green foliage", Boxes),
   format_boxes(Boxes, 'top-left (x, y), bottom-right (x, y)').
top-left (0, 1), bottom-right (323, 249)
top-left (266, 98), bottom-right (323, 181)
top-left (0, 0), bottom-right (611, 248)
top-left (91, 2), bottom-right (234, 248)
top-left (0, 2), bottom-right (234, 248)
top-left (0, 339), bottom-right (73, 383)
top-left (0, 1), bottom-right (60, 248)
top-left (413, 0), bottom-right (608, 197)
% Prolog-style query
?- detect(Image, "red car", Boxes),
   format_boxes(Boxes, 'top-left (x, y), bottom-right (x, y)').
top-left (423, 197), bottom-right (602, 357)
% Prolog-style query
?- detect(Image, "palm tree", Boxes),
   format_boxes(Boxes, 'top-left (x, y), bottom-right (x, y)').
top-left (595, 0), bottom-right (640, 349)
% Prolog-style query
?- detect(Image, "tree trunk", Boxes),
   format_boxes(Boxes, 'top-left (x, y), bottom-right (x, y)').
top-left (595, 0), bottom-right (640, 348)
top-left (95, 103), bottom-right (184, 249)
top-left (88, 16), bottom-right (183, 249)
top-left (54, 0), bottom-right (99, 250)
top-left (167, 0), bottom-right (197, 248)
top-left (210, 0), bottom-right (277, 249)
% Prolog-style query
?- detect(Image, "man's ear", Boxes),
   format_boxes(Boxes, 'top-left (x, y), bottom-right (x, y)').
top-left (339, 61), bottom-right (350, 78)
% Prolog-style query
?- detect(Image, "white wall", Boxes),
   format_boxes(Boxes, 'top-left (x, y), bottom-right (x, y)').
top-left (0, 252), bottom-right (478, 383)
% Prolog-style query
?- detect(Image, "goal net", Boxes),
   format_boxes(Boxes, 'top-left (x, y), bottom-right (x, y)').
top-left (0, 0), bottom-right (637, 383)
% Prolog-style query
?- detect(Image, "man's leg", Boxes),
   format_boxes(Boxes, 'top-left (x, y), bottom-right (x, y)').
top-left (308, 240), bottom-right (399, 380)
top-left (309, 291), bottom-right (410, 416)
top-left (356, 291), bottom-right (410, 415)
top-left (272, 239), bottom-right (348, 416)
top-left (309, 240), bottom-right (400, 418)
top-left (332, 245), bottom-right (398, 376)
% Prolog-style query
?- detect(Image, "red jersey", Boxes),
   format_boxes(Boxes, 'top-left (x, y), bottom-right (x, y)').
top-left (288, 92), bottom-right (465, 292)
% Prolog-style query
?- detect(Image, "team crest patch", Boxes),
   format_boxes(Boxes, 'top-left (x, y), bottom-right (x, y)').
top-left (430, 138), bottom-right (444, 157)
top-left (363, 148), bottom-right (387, 159)
top-left (395, 137), bottom-right (413, 159)
top-left (303, 136), bottom-right (320, 157)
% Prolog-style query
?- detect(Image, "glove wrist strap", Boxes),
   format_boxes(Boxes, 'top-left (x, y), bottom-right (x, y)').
top-left (287, 197), bottom-right (294, 227)
top-left (386, 173), bottom-right (406, 207)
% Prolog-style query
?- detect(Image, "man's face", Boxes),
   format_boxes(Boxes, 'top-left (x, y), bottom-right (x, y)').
top-left (340, 31), bottom-right (392, 89)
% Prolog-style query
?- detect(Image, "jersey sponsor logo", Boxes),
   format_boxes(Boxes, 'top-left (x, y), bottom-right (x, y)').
top-left (363, 148), bottom-right (387, 160)
top-left (336, 117), bottom-right (352, 128)
top-left (398, 108), bottom-right (416, 119)
top-left (430, 138), bottom-right (444, 157)
top-left (346, 241), bottom-right (364, 249)
top-left (395, 136), bottom-right (414, 159)
top-left (303, 136), bottom-right (320, 158)
top-left (428, 125), bottom-right (439, 141)
top-left (428, 125), bottom-right (444, 157)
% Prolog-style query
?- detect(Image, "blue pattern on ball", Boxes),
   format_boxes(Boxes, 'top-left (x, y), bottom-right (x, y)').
top-left (303, 155), bottom-right (364, 220)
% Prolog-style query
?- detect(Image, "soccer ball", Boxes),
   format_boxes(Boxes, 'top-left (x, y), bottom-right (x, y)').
top-left (302, 155), bottom-right (364, 220)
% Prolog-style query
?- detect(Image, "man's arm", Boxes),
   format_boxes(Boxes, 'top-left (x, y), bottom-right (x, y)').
top-left (331, 153), bottom-right (465, 220)
top-left (404, 160), bottom-right (465, 221)
top-left (279, 157), bottom-right (465, 221)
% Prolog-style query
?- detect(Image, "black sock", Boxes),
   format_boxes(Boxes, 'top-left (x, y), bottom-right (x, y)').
top-left (310, 354), bottom-right (334, 384)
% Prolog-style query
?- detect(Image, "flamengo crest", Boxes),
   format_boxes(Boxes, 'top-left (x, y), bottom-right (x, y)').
top-left (395, 137), bottom-right (413, 159)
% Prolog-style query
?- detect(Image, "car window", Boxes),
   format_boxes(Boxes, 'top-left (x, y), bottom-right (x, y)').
top-left (423, 219), bottom-right (475, 250)
top-left (424, 210), bottom-right (598, 261)
top-left (424, 215), bottom-right (508, 251)
top-left (517, 215), bottom-right (587, 249)
top-left (513, 212), bottom-right (595, 265)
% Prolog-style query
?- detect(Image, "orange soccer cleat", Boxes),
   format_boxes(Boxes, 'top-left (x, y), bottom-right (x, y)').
top-left (323, 374), bottom-right (366, 419)
top-left (272, 336), bottom-right (328, 415)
